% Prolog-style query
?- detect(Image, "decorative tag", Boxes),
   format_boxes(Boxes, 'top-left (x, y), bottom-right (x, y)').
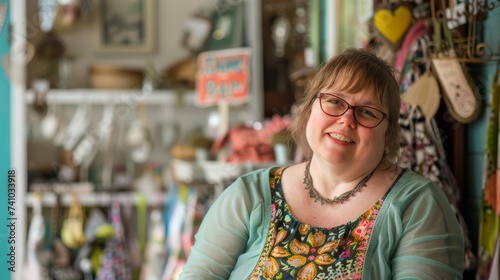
top-left (432, 56), bottom-right (480, 123)
top-left (373, 4), bottom-right (413, 49)
top-left (403, 71), bottom-right (441, 121)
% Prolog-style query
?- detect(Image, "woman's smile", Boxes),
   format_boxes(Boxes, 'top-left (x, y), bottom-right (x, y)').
top-left (328, 133), bottom-right (354, 143)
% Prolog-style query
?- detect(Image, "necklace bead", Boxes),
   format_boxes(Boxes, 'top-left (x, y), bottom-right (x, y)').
top-left (303, 161), bottom-right (375, 205)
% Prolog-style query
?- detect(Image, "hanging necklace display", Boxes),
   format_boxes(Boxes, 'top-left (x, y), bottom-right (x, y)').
top-left (303, 161), bottom-right (376, 205)
top-left (429, 0), bottom-right (481, 123)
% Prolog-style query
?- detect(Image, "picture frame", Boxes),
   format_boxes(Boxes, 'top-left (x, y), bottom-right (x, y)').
top-left (204, 1), bottom-right (244, 51)
top-left (97, 0), bottom-right (156, 53)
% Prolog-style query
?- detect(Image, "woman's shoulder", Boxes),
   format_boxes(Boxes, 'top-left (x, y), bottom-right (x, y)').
top-left (397, 168), bottom-right (434, 185)
top-left (235, 165), bottom-right (283, 185)
top-left (387, 168), bottom-right (452, 206)
top-left (221, 165), bottom-right (283, 199)
top-left (239, 164), bottom-right (279, 178)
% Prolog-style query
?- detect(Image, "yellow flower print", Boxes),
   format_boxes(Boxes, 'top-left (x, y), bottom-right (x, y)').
top-left (290, 239), bottom-right (309, 255)
top-left (271, 246), bottom-right (290, 258)
top-left (297, 262), bottom-right (317, 280)
top-left (275, 229), bottom-right (287, 245)
top-left (315, 254), bottom-right (335, 265)
top-left (263, 256), bottom-right (279, 278)
top-left (307, 232), bottom-right (326, 247)
top-left (289, 232), bottom-right (336, 279)
top-left (318, 240), bottom-right (339, 254)
top-left (299, 224), bottom-right (310, 235)
top-left (288, 255), bottom-right (307, 267)
top-left (264, 231), bottom-right (338, 279)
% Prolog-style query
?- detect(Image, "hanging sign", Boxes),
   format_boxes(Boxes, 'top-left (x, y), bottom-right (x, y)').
top-left (196, 48), bottom-right (251, 107)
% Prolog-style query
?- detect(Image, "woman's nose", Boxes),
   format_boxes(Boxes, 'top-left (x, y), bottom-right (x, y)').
top-left (337, 108), bottom-right (357, 128)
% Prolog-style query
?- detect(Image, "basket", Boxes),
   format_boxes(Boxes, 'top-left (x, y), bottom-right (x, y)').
top-left (89, 64), bottom-right (144, 89)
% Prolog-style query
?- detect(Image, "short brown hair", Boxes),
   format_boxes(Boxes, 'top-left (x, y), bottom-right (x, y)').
top-left (289, 48), bottom-right (401, 163)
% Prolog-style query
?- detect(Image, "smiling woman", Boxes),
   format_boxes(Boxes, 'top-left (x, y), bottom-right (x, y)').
top-left (97, 0), bottom-right (155, 53)
top-left (180, 48), bottom-right (465, 280)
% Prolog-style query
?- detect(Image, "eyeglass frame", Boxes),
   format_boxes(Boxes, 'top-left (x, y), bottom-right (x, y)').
top-left (317, 93), bottom-right (388, 128)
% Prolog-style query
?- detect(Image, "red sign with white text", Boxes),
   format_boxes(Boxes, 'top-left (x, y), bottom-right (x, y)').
top-left (196, 48), bottom-right (251, 107)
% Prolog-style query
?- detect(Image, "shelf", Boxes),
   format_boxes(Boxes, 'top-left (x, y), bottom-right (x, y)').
top-left (26, 190), bottom-right (166, 207)
top-left (25, 89), bottom-right (196, 105)
top-left (26, 182), bottom-right (165, 207)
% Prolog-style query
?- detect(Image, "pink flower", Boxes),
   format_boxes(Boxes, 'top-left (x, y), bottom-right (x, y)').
top-left (271, 204), bottom-right (277, 220)
top-left (339, 250), bottom-right (351, 259)
top-left (360, 219), bottom-right (369, 227)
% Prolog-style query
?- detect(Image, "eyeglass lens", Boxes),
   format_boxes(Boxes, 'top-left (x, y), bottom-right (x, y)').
top-left (319, 94), bottom-right (386, 128)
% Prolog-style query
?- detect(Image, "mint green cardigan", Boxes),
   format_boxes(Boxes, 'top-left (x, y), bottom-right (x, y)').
top-left (180, 167), bottom-right (464, 279)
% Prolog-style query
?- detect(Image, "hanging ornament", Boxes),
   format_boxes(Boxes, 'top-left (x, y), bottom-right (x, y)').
top-left (373, 3), bottom-right (413, 50)
top-left (430, 13), bottom-right (481, 123)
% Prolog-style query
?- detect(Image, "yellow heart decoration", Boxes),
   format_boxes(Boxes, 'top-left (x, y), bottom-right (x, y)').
top-left (374, 5), bottom-right (413, 46)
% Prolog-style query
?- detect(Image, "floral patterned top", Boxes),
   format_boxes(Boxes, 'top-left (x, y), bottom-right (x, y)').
top-left (250, 167), bottom-right (386, 280)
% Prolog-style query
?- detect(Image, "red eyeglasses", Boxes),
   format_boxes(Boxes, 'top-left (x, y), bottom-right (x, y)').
top-left (318, 93), bottom-right (388, 128)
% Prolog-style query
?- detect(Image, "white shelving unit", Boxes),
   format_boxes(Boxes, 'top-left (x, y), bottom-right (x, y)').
top-left (11, 1), bottom-right (264, 279)
top-left (25, 189), bottom-right (165, 207)
top-left (25, 89), bottom-right (196, 105)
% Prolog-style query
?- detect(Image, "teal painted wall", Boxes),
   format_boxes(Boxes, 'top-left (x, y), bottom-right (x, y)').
top-left (0, 0), bottom-right (11, 279)
top-left (464, 7), bottom-right (500, 276)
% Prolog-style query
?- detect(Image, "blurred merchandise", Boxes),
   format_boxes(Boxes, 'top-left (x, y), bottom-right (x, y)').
top-left (89, 64), bottom-right (144, 89)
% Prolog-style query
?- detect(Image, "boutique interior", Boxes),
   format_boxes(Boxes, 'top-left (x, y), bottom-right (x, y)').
top-left (2, 0), bottom-right (500, 279)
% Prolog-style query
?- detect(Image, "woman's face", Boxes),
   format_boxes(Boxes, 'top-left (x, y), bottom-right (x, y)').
top-left (305, 83), bottom-right (388, 167)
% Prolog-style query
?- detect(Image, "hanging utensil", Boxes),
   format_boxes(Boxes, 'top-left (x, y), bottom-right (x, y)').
top-left (126, 104), bottom-right (154, 164)
top-left (38, 0), bottom-right (58, 33)
top-left (60, 193), bottom-right (86, 249)
top-left (157, 105), bottom-right (180, 160)
top-left (40, 103), bottom-right (60, 140)
top-left (101, 106), bottom-right (121, 188)
top-left (73, 104), bottom-right (114, 170)
top-left (50, 193), bottom-right (71, 267)
top-left (63, 103), bottom-right (91, 151)
top-left (52, 116), bottom-right (67, 147)
top-left (25, 193), bottom-right (45, 280)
